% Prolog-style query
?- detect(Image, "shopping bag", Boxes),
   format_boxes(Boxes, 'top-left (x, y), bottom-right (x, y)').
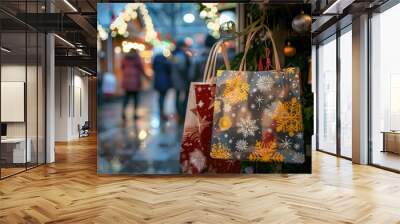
top-left (180, 41), bottom-right (240, 174)
top-left (210, 27), bottom-right (305, 164)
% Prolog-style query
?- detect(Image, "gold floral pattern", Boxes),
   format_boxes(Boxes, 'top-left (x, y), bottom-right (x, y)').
top-left (248, 140), bottom-right (284, 162)
top-left (218, 116), bottom-right (232, 131)
top-left (214, 100), bottom-right (221, 114)
top-left (223, 73), bottom-right (249, 104)
top-left (273, 97), bottom-right (303, 137)
top-left (210, 143), bottom-right (232, 160)
top-left (286, 67), bottom-right (297, 75)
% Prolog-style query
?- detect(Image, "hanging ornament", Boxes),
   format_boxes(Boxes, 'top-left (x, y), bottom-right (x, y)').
top-left (265, 48), bottom-right (271, 70)
top-left (258, 58), bottom-right (263, 71)
top-left (291, 11), bottom-right (312, 33)
top-left (283, 41), bottom-right (296, 57)
top-left (220, 21), bottom-right (236, 40)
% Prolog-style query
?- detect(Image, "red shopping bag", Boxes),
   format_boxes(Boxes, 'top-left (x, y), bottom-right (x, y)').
top-left (180, 41), bottom-right (240, 174)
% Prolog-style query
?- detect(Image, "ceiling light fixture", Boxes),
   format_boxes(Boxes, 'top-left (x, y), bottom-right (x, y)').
top-left (78, 67), bottom-right (94, 76)
top-left (54, 34), bottom-right (75, 48)
top-left (322, 0), bottom-right (355, 15)
top-left (63, 0), bottom-right (78, 12)
top-left (1, 47), bottom-right (11, 53)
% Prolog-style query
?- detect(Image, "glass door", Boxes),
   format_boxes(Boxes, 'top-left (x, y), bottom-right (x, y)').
top-left (339, 27), bottom-right (352, 158)
top-left (370, 3), bottom-right (400, 171)
top-left (317, 35), bottom-right (337, 154)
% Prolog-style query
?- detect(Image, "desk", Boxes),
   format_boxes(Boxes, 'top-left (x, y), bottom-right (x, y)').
top-left (381, 131), bottom-right (400, 154)
top-left (1, 138), bottom-right (31, 163)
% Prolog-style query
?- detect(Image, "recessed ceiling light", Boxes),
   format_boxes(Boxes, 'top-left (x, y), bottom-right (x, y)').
top-left (1, 47), bottom-right (11, 53)
top-left (78, 67), bottom-right (94, 76)
top-left (54, 34), bottom-right (75, 48)
top-left (63, 0), bottom-right (78, 12)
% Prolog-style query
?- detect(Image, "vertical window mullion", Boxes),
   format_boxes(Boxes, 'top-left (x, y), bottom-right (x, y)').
top-left (336, 28), bottom-right (341, 157)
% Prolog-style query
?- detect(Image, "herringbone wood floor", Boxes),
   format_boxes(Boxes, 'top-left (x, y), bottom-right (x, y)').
top-left (1, 135), bottom-right (400, 224)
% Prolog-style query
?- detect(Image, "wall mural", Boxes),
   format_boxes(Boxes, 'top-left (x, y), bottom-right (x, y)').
top-left (97, 3), bottom-right (312, 174)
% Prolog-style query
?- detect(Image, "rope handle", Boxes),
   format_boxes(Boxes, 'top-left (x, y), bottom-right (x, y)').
top-left (203, 40), bottom-right (231, 83)
top-left (239, 25), bottom-right (281, 72)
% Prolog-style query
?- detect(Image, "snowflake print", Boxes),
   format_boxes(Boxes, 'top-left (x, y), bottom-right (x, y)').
top-left (291, 152), bottom-right (305, 164)
top-left (235, 139), bottom-right (248, 152)
top-left (222, 73), bottom-right (249, 104)
top-left (248, 140), bottom-right (284, 162)
top-left (286, 67), bottom-right (297, 75)
top-left (223, 103), bottom-right (232, 112)
top-left (273, 97), bottom-right (303, 136)
top-left (294, 143), bottom-right (300, 150)
top-left (280, 137), bottom-right (292, 151)
top-left (189, 149), bottom-right (206, 171)
top-left (256, 76), bottom-right (275, 92)
top-left (296, 132), bottom-right (303, 139)
top-left (198, 100), bottom-right (204, 108)
top-left (255, 95), bottom-right (264, 108)
top-left (237, 117), bottom-right (259, 137)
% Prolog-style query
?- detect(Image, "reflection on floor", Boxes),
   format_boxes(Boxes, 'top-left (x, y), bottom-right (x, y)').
top-left (0, 167), bottom-right (25, 178)
top-left (373, 150), bottom-right (400, 171)
top-left (98, 90), bottom-right (182, 174)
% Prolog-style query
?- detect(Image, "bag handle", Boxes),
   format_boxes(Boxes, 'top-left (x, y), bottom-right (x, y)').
top-left (202, 40), bottom-right (231, 83)
top-left (239, 25), bottom-right (281, 72)
top-left (208, 41), bottom-right (230, 81)
top-left (202, 43), bottom-right (218, 82)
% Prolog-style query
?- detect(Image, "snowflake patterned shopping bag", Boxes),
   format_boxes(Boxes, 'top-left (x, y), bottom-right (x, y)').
top-left (210, 28), bottom-right (305, 164)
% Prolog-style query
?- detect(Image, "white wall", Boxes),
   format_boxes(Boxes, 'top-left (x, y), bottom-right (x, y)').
top-left (54, 67), bottom-right (89, 141)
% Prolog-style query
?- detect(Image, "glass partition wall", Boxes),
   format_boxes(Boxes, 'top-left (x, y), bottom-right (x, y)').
top-left (370, 3), bottom-right (400, 171)
top-left (339, 27), bottom-right (352, 159)
top-left (0, 1), bottom-right (46, 179)
top-left (317, 35), bottom-right (337, 155)
top-left (316, 26), bottom-right (353, 159)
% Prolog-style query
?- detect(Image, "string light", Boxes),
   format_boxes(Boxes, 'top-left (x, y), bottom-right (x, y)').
top-left (122, 41), bottom-right (146, 53)
top-left (200, 3), bottom-right (221, 38)
top-left (108, 3), bottom-right (157, 43)
top-left (97, 23), bottom-right (108, 41)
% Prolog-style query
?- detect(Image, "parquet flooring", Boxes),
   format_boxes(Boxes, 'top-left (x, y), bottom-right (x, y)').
top-left (1, 135), bottom-right (400, 223)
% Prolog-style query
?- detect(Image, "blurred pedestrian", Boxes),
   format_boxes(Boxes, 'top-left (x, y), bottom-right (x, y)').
top-left (171, 40), bottom-right (191, 123)
top-left (153, 50), bottom-right (172, 121)
top-left (121, 50), bottom-right (145, 120)
top-left (189, 35), bottom-right (217, 82)
top-left (189, 35), bottom-right (234, 82)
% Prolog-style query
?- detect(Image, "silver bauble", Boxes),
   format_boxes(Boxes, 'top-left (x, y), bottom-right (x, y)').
top-left (220, 21), bottom-right (237, 40)
top-left (292, 11), bottom-right (312, 33)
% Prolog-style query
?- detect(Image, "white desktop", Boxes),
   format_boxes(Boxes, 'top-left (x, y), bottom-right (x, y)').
top-left (1, 124), bottom-right (31, 163)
